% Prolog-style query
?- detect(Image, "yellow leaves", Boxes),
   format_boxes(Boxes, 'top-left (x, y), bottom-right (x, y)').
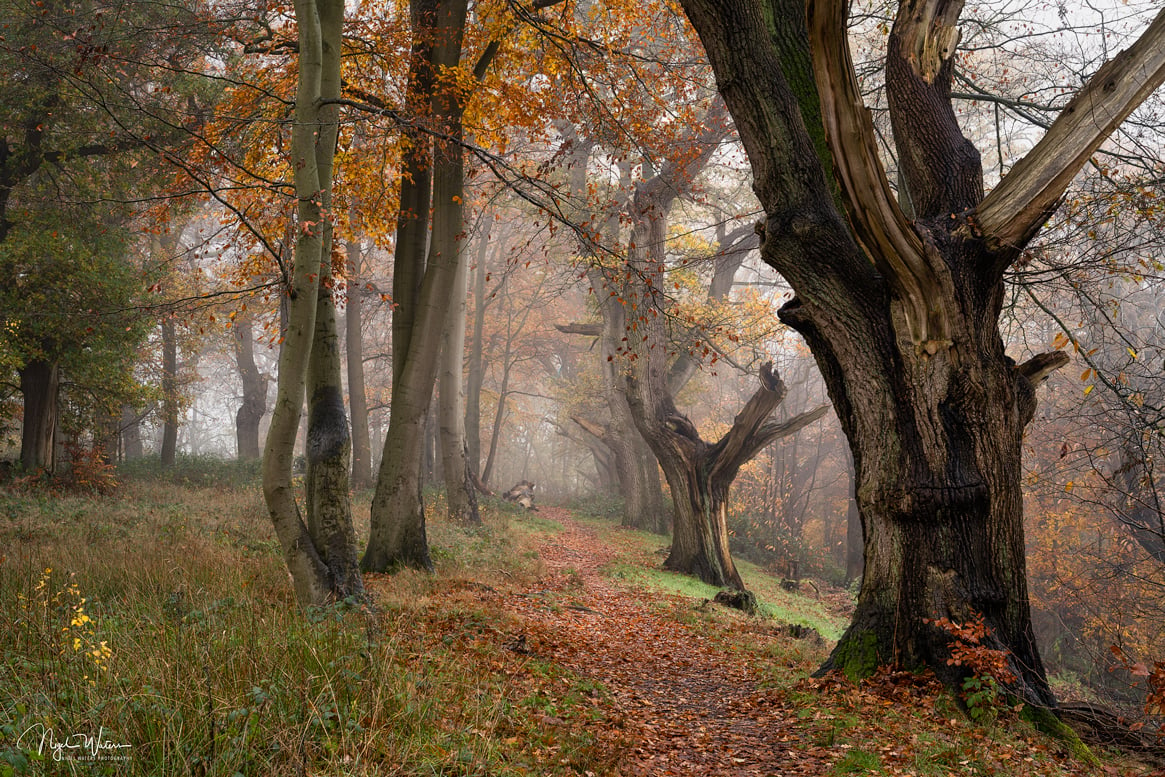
top-left (1127, 347), bottom-right (1139, 360)
top-left (1051, 332), bottom-right (1069, 350)
top-left (1083, 385), bottom-right (1093, 396)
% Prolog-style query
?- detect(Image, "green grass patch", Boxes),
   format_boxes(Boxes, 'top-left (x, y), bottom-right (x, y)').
top-left (595, 531), bottom-right (846, 641)
top-left (832, 748), bottom-right (883, 774)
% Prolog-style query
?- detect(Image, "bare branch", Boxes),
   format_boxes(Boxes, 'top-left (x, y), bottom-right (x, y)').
top-left (555, 322), bottom-right (602, 337)
top-left (1015, 350), bottom-right (1069, 386)
top-left (571, 415), bottom-right (607, 441)
top-left (807, 0), bottom-right (950, 348)
top-left (753, 405), bottom-right (831, 448)
top-left (975, 10), bottom-right (1165, 254)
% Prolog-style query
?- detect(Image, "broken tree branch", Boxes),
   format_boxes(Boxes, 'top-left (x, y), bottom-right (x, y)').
top-left (975, 10), bottom-right (1165, 256)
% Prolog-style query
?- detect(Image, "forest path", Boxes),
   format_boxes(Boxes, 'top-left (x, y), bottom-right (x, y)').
top-left (507, 507), bottom-right (827, 776)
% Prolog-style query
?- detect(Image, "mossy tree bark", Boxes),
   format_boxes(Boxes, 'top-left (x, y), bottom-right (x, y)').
top-left (679, 0), bottom-right (1165, 706)
top-left (262, 0), bottom-right (363, 607)
top-left (305, 198), bottom-right (364, 600)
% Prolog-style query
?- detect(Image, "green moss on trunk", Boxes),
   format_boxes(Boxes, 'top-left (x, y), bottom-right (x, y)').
top-left (1020, 706), bottom-right (1098, 766)
top-left (834, 630), bottom-right (880, 682)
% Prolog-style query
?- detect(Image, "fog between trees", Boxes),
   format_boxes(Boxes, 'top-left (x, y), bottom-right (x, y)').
top-left (2, 0), bottom-right (1164, 734)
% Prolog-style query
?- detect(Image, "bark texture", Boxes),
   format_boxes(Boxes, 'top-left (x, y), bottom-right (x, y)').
top-left (364, 0), bottom-right (475, 571)
top-left (18, 358), bottom-right (58, 472)
top-left (262, 0), bottom-right (363, 607)
top-left (672, 0), bottom-right (1157, 707)
top-left (630, 361), bottom-right (828, 589)
top-left (432, 0), bottom-right (479, 524)
top-left (121, 405), bottom-right (144, 460)
top-left (305, 225), bottom-right (364, 600)
top-left (465, 218), bottom-right (493, 481)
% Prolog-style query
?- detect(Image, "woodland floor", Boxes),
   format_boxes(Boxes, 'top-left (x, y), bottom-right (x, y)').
top-left (3, 480), bottom-right (1156, 776)
top-left (506, 507), bottom-right (826, 776)
top-left (400, 506), bottom-right (1144, 777)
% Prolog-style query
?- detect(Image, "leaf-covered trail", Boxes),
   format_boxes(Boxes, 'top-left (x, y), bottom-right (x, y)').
top-left (507, 507), bottom-right (825, 776)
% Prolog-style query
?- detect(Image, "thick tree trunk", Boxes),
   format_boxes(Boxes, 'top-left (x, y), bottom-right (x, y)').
top-left (845, 458), bottom-right (863, 584)
top-left (628, 423), bottom-right (668, 534)
top-left (390, 0), bottom-right (439, 387)
top-left (663, 453), bottom-right (746, 590)
top-left (805, 309), bottom-right (1052, 705)
top-left (345, 241), bottom-right (373, 489)
top-left (363, 0), bottom-right (471, 572)
top-left (18, 359), bottom-right (58, 472)
top-left (590, 275), bottom-right (669, 533)
top-left (676, 0), bottom-right (1124, 707)
top-left (631, 359), bottom-right (827, 590)
top-left (363, 0), bottom-right (442, 573)
top-left (364, 378), bottom-right (434, 572)
top-left (569, 417), bottom-right (619, 492)
top-left (233, 314), bottom-right (266, 460)
top-left (160, 317), bottom-right (179, 468)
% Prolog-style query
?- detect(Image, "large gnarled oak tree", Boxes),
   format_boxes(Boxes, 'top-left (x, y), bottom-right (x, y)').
top-left (678, 0), bottom-right (1165, 708)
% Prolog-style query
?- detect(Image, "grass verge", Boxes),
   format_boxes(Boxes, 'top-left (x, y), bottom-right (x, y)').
top-left (0, 478), bottom-right (614, 776)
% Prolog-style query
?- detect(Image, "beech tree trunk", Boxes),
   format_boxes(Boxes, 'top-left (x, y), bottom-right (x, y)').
top-left (346, 241), bottom-right (373, 489)
top-left (431, 0), bottom-right (479, 524)
top-left (465, 217), bottom-right (493, 480)
top-left (160, 317), bottom-right (179, 468)
top-left (587, 263), bottom-right (669, 533)
top-left (362, 0), bottom-right (441, 573)
top-left (233, 314), bottom-right (266, 460)
top-left (121, 405), bottom-right (144, 460)
top-left (1113, 445), bottom-right (1165, 564)
top-left (304, 219), bottom-right (363, 600)
top-left (262, 0), bottom-right (363, 607)
top-left (18, 358), bottom-right (58, 472)
top-left (678, 0), bottom-right (1165, 706)
top-left (364, 0), bottom-right (472, 571)
top-left (597, 289), bottom-right (668, 532)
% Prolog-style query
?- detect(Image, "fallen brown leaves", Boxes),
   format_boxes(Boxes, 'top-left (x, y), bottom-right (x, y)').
top-left (366, 507), bottom-right (1156, 776)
